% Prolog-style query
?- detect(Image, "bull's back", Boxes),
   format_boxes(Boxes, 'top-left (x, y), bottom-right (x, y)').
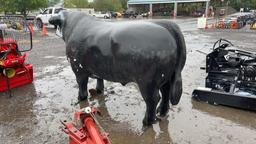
top-left (111, 21), bottom-right (177, 53)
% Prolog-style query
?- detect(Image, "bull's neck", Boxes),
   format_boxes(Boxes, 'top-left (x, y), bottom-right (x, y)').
top-left (63, 16), bottom-right (101, 42)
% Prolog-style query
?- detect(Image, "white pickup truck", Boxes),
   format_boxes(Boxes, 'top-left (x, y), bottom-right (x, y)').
top-left (36, 7), bottom-right (66, 28)
top-left (92, 11), bottom-right (111, 19)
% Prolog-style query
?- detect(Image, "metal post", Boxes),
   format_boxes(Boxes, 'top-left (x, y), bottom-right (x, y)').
top-left (205, 1), bottom-right (209, 18)
top-left (0, 29), bottom-right (3, 40)
top-left (0, 24), bottom-right (7, 40)
top-left (174, 2), bottom-right (178, 19)
top-left (149, 3), bottom-right (153, 17)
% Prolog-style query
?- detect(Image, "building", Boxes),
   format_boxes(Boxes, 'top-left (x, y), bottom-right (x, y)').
top-left (127, 0), bottom-right (211, 17)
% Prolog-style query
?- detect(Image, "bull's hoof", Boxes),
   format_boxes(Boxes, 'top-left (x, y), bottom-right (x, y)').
top-left (88, 89), bottom-right (103, 97)
top-left (142, 125), bottom-right (152, 131)
top-left (78, 96), bottom-right (87, 101)
top-left (78, 92), bottom-right (87, 101)
top-left (156, 106), bottom-right (169, 118)
top-left (89, 89), bottom-right (98, 97)
top-left (156, 113), bottom-right (168, 120)
top-left (73, 96), bottom-right (87, 106)
top-left (96, 88), bottom-right (103, 95)
top-left (143, 117), bottom-right (158, 126)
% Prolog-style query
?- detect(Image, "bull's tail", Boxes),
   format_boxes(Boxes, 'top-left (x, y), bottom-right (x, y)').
top-left (153, 20), bottom-right (186, 105)
top-left (168, 23), bottom-right (186, 105)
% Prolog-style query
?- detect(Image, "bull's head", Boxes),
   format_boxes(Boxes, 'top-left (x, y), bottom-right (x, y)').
top-left (49, 11), bottom-right (66, 39)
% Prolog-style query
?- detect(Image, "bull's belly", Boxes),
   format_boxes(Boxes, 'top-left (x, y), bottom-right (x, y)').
top-left (86, 61), bottom-right (136, 83)
top-left (82, 56), bottom-right (174, 85)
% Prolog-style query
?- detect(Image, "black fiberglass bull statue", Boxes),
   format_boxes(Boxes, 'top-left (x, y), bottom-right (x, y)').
top-left (49, 11), bottom-right (186, 126)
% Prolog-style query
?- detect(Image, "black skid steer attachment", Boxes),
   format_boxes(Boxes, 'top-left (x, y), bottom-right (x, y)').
top-left (192, 39), bottom-right (256, 111)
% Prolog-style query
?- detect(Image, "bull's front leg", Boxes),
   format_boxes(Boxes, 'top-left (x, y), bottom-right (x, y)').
top-left (138, 82), bottom-right (159, 126)
top-left (71, 63), bottom-right (89, 101)
top-left (96, 78), bottom-right (104, 94)
top-left (157, 81), bottom-right (170, 117)
top-left (76, 75), bottom-right (89, 101)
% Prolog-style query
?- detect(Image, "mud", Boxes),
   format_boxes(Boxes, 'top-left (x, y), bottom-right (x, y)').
top-left (0, 18), bottom-right (256, 144)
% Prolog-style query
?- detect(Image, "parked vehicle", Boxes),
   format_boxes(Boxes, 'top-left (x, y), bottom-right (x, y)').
top-left (122, 10), bottom-right (138, 18)
top-left (36, 7), bottom-right (66, 28)
top-left (109, 11), bottom-right (122, 18)
top-left (92, 12), bottom-right (111, 19)
top-left (115, 12), bottom-right (122, 18)
top-left (140, 12), bottom-right (150, 18)
top-left (191, 9), bottom-right (205, 17)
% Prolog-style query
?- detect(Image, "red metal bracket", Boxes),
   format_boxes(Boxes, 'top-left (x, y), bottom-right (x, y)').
top-left (61, 107), bottom-right (111, 144)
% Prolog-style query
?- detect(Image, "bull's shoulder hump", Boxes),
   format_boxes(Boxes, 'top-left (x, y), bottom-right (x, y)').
top-left (150, 20), bottom-right (181, 31)
top-left (116, 20), bottom-right (163, 28)
top-left (111, 21), bottom-right (167, 36)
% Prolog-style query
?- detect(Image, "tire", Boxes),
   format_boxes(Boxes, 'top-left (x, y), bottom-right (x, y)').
top-left (104, 16), bottom-right (107, 19)
top-left (37, 19), bottom-right (43, 29)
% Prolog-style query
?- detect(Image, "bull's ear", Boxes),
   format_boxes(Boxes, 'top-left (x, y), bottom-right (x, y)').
top-left (49, 15), bottom-right (61, 26)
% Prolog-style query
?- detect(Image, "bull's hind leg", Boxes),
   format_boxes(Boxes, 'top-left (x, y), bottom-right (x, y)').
top-left (96, 78), bottom-right (104, 94)
top-left (138, 82), bottom-right (159, 126)
top-left (157, 81), bottom-right (170, 117)
top-left (170, 72), bottom-right (183, 105)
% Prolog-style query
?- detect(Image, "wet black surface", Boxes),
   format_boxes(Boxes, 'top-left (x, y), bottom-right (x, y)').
top-left (0, 18), bottom-right (256, 144)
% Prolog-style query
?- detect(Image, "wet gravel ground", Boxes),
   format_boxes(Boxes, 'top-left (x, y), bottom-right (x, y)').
top-left (0, 18), bottom-right (256, 144)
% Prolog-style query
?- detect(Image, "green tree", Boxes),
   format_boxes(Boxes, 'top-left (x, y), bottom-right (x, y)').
top-left (0, 0), bottom-right (48, 17)
top-left (93, 0), bottom-right (123, 11)
top-left (251, 0), bottom-right (256, 9)
top-left (64, 0), bottom-right (89, 8)
top-left (48, 0), bottom-right (61, 7)
top-left (119, 0), bottom-right (128, 10)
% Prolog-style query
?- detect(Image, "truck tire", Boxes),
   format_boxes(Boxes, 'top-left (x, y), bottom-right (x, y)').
top-left (37, 19), bottom-right (43, 29)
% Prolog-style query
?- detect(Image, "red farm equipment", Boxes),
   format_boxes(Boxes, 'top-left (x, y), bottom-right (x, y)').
top-left (61, 107), bottom-right (111, 144)
top-left (0, 23), bottom-right (33, 94)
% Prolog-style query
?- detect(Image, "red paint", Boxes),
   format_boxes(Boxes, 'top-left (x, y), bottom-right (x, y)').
top-left (0, 38), bottom-right (33, 92)
top-left (61, 107), bottom-right (110, 144)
